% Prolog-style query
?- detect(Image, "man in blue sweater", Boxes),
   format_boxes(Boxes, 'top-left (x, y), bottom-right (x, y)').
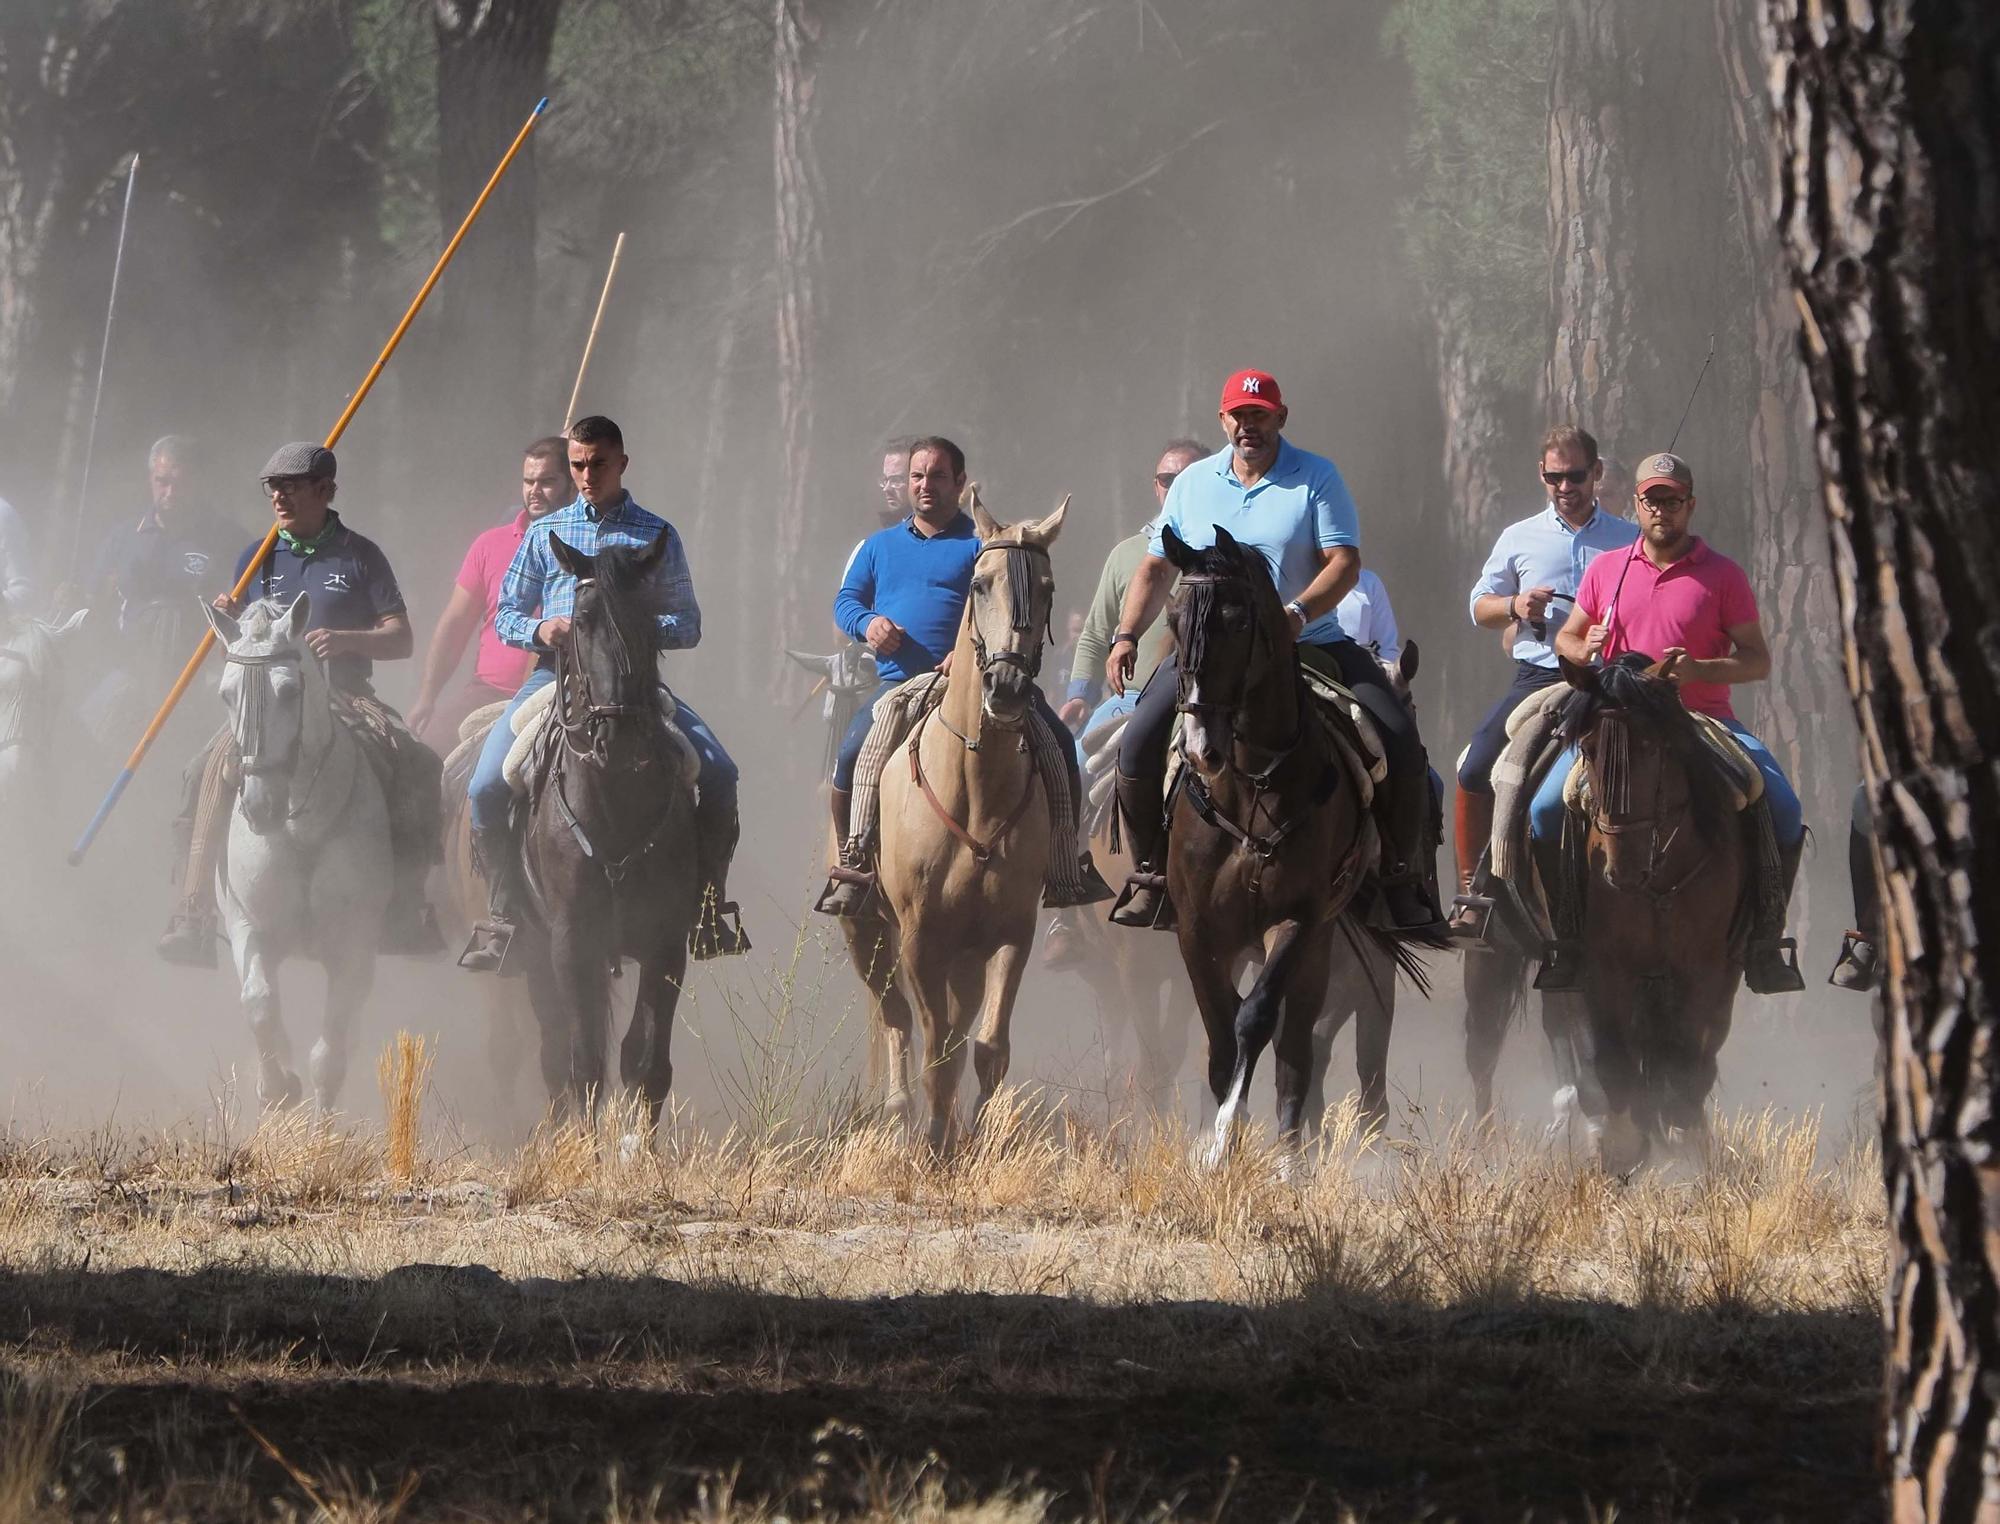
top-left (815, 437), bottom-right (1109, 917)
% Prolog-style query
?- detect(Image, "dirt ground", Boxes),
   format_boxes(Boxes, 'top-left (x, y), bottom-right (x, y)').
top-left (0, 1097), bottom-right (1884, 1523)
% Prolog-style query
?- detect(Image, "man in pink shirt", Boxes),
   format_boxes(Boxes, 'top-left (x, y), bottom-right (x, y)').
top-left (410, 437), bottom-right (570, 753)
top-left (1531, 450), bottom-right (1805, 994)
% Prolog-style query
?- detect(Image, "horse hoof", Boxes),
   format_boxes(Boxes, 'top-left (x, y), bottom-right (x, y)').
top-left (618, 1131), bottom-right (645, 1163)
top-left (262, 1073), bottom-right (303, 1110)
top-left (1274, 1150), bottom-right (1309, 1188)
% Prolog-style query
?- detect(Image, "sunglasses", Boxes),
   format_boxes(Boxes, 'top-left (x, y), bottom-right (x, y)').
top-left (1541, 468), bottom-right (1593, 487)
top-left (1154, 471), bottom-right (1181, 490)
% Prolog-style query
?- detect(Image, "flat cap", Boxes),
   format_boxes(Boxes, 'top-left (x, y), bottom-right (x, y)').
top-left (260, 442), bottom-right (336, 481)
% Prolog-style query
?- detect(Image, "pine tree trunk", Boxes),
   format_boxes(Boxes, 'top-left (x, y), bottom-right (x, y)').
top-left (771, 0), bottom-right (823, 695)
top-left (431, 0), bottom-right (561, 457)
top-left (1431, 291), bottom-right (1520, 551)
top-left (1769, 4), bottom-right (2000, 1518)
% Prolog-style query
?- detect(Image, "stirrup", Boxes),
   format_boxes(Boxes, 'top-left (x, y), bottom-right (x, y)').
top-left (1533, 939), bottom-right (1583, 992)
top-left (813, 864), bottom-right (878, 918)
top-left (1107, 872), bottom-right (1176, 931)
top-left (1447, 892), bottom-right (1495, 947)
top-left (691, 899), bottom-right (752, 960)
top-left (458, 919), bottom-right (522, 978)
top-left (1829, 931), bottom-right (1879, 993)
top-left (1745, 936), bottom-right (1805, 995)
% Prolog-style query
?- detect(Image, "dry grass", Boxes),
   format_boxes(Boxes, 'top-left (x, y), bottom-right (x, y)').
top-left (0, 1088), bottom-right (1886, 1521)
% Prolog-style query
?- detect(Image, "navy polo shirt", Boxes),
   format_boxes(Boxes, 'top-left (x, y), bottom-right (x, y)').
top-left (98, 507), bottom-right (249, 625)
top-left (233, 511), bottom-right (406, 690)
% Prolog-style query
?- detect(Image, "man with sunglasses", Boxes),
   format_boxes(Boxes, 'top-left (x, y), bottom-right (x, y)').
top-left (1449, 425), bottom-right (1638, 938)
top-left (1529, 450), bottom-right (1806, 994)
top-left (157, 442), bottom-right (444, 965)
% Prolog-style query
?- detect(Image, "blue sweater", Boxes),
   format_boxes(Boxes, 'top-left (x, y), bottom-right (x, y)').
top-left (833, 513), bottom-right (980, 682)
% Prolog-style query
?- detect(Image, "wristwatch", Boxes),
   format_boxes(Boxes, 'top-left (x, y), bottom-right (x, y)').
top-left (1285, 600), bottom-right (1309, 624)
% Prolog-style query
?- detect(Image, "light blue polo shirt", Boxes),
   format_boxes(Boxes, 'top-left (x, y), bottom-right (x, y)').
top-left (1147, 438), bottom-right (1362, 644)
top-left (1468, 502), bottom-right (1640, 667)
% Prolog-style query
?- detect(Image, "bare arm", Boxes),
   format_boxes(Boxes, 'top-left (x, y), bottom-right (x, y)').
top-left (1553, 600), bottom-right (1600, 666)
top-left (1106, 553), bottom-right (1176, 695)
top-left (1672, 619), bottom-right (1770, 687)
top-left (409, 585), bottom-right (484, 730)
top-left (1473, 587), bottom-right (1557, 630)
top-left (306, 612), bottom-right (413, 663)
top-left (1286, 545), bottom-right (1360, 631)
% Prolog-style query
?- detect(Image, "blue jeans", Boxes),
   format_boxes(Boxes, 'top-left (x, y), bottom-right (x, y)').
top-left (467, 666), bottom-right (737, 833)
top-left (1529, 717), bottom-right (1803, 845)
top-left (832, 678), bottom-right (899, 792)
top-left (1458, 660), bottom-right (1563, 794)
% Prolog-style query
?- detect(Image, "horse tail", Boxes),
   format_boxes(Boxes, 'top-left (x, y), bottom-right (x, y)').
top-left (1337, 912), bottom-right (1438, 1001)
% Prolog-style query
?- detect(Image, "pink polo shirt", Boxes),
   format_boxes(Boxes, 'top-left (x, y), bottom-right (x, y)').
top-left (457, 510), bottom-right (537, 692)
top-left (1574, 537), bottom-right (1759, 720)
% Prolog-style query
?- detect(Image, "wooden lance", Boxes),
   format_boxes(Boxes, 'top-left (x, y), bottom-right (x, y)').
top-left (564, 231), bottom-right (627, 431)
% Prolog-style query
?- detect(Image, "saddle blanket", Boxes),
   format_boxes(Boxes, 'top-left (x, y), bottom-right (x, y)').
top-left (446, 686), bottom-right (699, 796)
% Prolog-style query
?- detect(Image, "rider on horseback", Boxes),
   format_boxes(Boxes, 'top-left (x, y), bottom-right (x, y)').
top-left (1449, 424), bottom-right (1638, 938)
top-left (157, 442), bottom-right (445, 964)
top-left (814, 437), bottom-right (1112, 917)
top-left (460, 415), bottom-right (751, 972)
top-left (1108, 368), bottom-right (1448, 936)
top-left (1529, 450), bottom-right (1806, 995)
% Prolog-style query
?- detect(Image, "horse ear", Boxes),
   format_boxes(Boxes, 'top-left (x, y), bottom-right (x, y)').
top-left (1025, 493), bottom-right (1070, 547)
top-left (550, 533), bottom-right (591, 578)
top-left (47, 608), bottom-right (88, 639)
top-left (632, 528), bottom-right (672, 574)
top-left (1212, 525), bottom-right (1242, 561)
top-left (968, 484), bottom-right (1001, 541)
top-left (202, 597), bottom-right (240, 647)
top-left (1160, 523), bottom-right (1197, 571)
top-left (1559, 653), bottom-right (1598, 693)
top-left (785, 647), bottom-right (835, 676)
top-left (1399, 639), bottom-right (1419, 685)
top-left (280, 592), bottom-right (312, 644)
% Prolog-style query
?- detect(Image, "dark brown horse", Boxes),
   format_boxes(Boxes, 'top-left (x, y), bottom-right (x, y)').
top-left (1156, 526), bottom-right (1377, 1164)
top-left (517, 533), bottom-right (703, 1132)
top-left (1541, 652), bottom-right (1750, 1171)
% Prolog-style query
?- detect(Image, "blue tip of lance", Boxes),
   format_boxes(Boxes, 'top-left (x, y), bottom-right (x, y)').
top-left (534, 97), bottom-right (550, 115)
top-left (68, 767), bottom-right (134, 866)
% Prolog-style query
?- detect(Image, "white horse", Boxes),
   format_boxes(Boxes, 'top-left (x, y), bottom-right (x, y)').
top-left (0, 605), bottom-right (88, 835)
top-left (203, 593), bottom-right (391, 1110)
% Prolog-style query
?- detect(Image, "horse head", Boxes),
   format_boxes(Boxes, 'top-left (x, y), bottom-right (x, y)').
top-left (204, 593), bottom-right (319, 834)
top-left (1161, 524), bottom-right (1287, 777)
top-left (550, 531), bottom-right (671, 757)
top-left (1556, 651), bottom-right (1735, 891)
top-left (962, 486), bottom-right (1066, 726)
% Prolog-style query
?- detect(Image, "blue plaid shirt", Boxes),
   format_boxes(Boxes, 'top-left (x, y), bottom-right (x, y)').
top-left (494, 491), bottom-right (700, 656)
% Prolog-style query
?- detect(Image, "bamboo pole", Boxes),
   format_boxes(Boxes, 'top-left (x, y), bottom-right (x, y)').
top-left (68, 97), bottom-right (552, 865)
top-left (563, 231), bottom-right (627, 431)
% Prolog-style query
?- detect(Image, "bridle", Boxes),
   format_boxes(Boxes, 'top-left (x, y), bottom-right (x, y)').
top-left (223, 645), bottom-right (342, 818)
top-left (937, 539), bottom-right (1052, 752)
top-left (1577, 706), bottom-right (1710, 901)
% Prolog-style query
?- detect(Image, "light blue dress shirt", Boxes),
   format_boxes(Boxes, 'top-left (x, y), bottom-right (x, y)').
top-left (1148, 438), bottom-right (1362, 645)
top-left (1468, 502), bottom-right (1639, 667)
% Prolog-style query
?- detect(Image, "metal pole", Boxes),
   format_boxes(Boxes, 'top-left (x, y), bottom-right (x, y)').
top-left (564, 231), bottom-right (627, 431)
top-left (62, 154), bottom-right (141, 588)
top-left (68, 97), bottom-right (552, 866)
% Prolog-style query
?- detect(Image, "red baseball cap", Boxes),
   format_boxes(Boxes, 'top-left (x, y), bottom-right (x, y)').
top-left (1219, 369), bottom-right (1284, 414)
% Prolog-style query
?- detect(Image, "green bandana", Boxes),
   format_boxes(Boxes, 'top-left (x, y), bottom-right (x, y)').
top-left (278, 513), bottom-right (341, 558)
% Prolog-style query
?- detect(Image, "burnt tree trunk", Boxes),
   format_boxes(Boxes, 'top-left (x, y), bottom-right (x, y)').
top-left (431, 0), bottom-right (561, 457)
top-left (771, 0), bottom-right (823, 694)
top-left (1770, 4), bottom-right (2000, 1519)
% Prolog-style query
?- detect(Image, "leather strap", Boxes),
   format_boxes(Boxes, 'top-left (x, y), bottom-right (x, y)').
top-left (907, 708), bottom-right (1036, 866)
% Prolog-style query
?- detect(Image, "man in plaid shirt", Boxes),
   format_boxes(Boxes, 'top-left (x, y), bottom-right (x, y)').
top-left (460, 415), bottom-right (749, 971)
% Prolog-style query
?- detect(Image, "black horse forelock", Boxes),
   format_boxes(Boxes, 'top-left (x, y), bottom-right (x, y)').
top-left (1557, 653), bottom-right (1736, 817)
top-left (1174, 536), bottom-right (1281, 674)
top-left (1002, 546), bottom-right (1037, 632)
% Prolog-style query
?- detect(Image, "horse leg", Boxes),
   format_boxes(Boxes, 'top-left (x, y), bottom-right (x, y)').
top-left (1352, 942), bottom-right (1395, 1138)
top-left (969, 938), bottom-right (1031, 1138)
top-left (309, 947), bottom-right (375, 1114)
top-left (551, 927), bottom-right (610, 1122)
top-left (233, 927), bottom-right (300, 1108)
top-left (1463, 947), bottom-right (1522, 1126)
top-left (524, 953), bottom-right (573, 1119)
top-left (621, 947), bottom-right (687, 1139)
top-left (1656, 969), bottom-right (1734, 1154)
top-left (1305, 998), bottom-right (1346, 1135)
top-left (1210, 920), bottom-right (1317, 1166)
top-left (903, 949), bottom-right (960, 1155)
top-left (1180, 943), bottom-right (1242, 1162)
top-left (1270, 929), bottom-right (1336, 1170)
top-left (1582, 974), bottom-right (1648, 1175)
top-left (844, 913), bottom-right (913, 1128)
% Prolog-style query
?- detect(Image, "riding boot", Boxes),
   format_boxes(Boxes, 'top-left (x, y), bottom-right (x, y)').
top-left (156, 906), bottom-right (220, 969)
top-left (690, 800), bottom-right (751, 960)
top-left (1041, 911), bottom-right (1084, 970)
top-left (459, 824), bottom-right (529, 977)
top-left (381, 861), bottom-right (446, 956)
top-left (1375, 767), bottom-right (1449, 939)
top-left (1829, 932), bottom-right (1880, 991)
top-left (1530, 833), bottom-right (1584, 992)
top-left (1107, 769), bottom-right (1175, 931)
top-left (1745, 826), bottom-right (1806, 995)
top-left (1447, 785), bottom-right (1497, 941)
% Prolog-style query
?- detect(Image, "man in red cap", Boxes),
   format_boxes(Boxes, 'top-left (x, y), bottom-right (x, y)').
top-left (1105, 369), bottom-right (1446, 934)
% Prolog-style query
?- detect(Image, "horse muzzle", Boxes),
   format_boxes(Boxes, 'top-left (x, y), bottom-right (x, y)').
top-left (240, 772), bottom-right (289, 833)
top-left (981, 660), bottom-right (1034, 720)
top-left (1181, 709), bottom-right (1233, 775)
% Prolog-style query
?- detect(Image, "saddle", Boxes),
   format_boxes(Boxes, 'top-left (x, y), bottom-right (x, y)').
top-left (493, 682), bottom-right (700, 797)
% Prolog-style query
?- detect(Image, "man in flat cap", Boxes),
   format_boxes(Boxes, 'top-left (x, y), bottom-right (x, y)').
top-left (156, 442), bottom-right (445, 965)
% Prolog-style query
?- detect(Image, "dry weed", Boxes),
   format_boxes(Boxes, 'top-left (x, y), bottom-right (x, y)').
top-left (374, 1031), bottom-right (434, 1184)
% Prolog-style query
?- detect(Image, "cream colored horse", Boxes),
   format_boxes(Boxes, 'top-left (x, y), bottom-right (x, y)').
top-left (875, 491), bottom-right (1068, 1151)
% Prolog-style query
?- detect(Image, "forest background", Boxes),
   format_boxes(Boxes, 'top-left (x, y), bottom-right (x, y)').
top-left (0, 0), bottom-right (1853, 926)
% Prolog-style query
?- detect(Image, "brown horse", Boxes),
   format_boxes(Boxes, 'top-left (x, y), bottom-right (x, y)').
top-left (873, 493), bottom-right (1068, 1151)
top-left (1155, 526), bottom-right (1376, 1164)
top-left (1541, 652), bottom-right (1750, 1171)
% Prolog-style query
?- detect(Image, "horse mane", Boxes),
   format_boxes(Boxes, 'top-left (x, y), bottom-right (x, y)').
top-left (1556, 652), bottom-right (1736, 819)
top-left (1176, 536), bottom-right (1287, 674)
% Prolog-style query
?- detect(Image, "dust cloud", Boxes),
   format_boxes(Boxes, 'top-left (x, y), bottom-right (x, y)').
top-left (0, 4), bottom-right (1875, 1148)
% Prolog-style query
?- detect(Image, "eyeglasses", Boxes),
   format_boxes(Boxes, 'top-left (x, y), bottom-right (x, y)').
top-left (1637, 494), bottom-right (1690, 513)
top-left (1541, 468), bottom-right (1593, 487)
top-left (262, 477), bottom-right (316, 498)
top-left (1153, 471), bottom-right (1181, 490)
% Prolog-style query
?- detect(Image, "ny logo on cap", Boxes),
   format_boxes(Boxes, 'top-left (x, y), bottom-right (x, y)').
top-left (1240, 377), bottom-right (1261, 394)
